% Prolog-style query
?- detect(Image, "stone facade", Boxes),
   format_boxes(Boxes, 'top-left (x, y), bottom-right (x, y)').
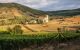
top-left (37, 15), bottom-right (49, 24)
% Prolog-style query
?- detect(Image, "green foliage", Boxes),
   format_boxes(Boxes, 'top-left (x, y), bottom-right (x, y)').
top-left (0, 31), bottom-right (79, 50)
top-left (0, 31), bottom-right (10, 35)
top-left (7, 25), bottom-right (23, 35)
top-left (12, 25), bottom-right (23, 35)
top-left (37, 19), bottom-right (43, 24)
top-left (0, 32), bottom-right (79, 42)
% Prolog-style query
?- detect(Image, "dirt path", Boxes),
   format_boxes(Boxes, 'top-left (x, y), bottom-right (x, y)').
top-left (22, 25), bottom-right (37, 32)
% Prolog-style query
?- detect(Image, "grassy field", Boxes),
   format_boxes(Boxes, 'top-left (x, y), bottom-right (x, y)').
top-left (0, 31), bottom-right (80, 41)
top-left (0, 16), bottom-right (80, 33)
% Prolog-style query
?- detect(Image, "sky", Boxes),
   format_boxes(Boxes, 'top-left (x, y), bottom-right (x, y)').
top-left (0, 0), bottom-right (80, 11)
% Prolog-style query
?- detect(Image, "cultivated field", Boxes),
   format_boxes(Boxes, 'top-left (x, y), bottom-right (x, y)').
top-left (0, 16), bottom-right (80, 33)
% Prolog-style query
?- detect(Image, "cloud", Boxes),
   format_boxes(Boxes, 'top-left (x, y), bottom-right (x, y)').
top-left (40, 0), bottom-right (80, 11)
top-left (0, 0), bottom-right (58, 9)
top-left (0, 0), bottom-right (80, 11)
top-left (16, 0), bottom-right (58, 9)
top-left (0, 0), bottom-right (16, 3)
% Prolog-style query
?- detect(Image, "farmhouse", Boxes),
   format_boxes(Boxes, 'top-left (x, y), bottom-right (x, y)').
top-left (36, 15), bottom-right (49, 24)
top-left (27, 15), bottom-right (49, 24)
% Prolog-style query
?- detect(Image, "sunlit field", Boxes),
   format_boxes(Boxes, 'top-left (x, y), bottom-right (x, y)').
top-left (0, 16), bottom-right (80, 33)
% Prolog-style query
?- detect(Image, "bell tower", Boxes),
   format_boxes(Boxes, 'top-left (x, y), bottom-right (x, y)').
top-left (45, 15), bottom-right (49, 23)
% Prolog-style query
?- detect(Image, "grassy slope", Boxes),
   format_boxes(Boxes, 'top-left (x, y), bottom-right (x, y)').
top-left (0, 3), bottom-right (46, 16)
top-left (0, 3), bottom-right (80, 17)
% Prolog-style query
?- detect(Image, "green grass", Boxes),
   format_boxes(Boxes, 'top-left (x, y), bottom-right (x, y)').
top-left (0, 31), bottom-right (79, 42)
top-left (0, 32), bottom-right (57, 40)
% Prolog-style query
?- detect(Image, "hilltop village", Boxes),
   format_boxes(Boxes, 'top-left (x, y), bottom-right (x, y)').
top-left (25, 15), bottom-right (49, 24)
top-left (0, 7), bottom-right (49, 25)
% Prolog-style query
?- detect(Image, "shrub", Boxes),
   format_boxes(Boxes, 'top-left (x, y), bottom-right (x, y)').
top-left (12, 25), bottom-right (23, 35)
top-left (0, 31), bottom-right (10, 35)
top-left (8, 25), bottom-right (23, 35)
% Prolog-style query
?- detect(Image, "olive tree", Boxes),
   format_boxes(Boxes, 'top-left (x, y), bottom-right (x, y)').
top-left (12, 25), bottom-right (23, 34)
top-left (7, 25), bottom-right (23, 35)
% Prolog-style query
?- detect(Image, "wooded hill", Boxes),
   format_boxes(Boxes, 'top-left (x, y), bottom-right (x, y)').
top-left (46, 8), bottom-right (80, 16)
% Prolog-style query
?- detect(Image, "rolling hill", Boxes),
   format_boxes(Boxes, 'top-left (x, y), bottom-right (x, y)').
top-left (0, 3), bottom-right (45, 16)
top-left (0, 3), bottom-right (80, 33)
top-left (47, 8), bottom-right (80, 16)
top-left (0, 3), bottom-right (80, 18)
top-left (0, 3), bottom-right (47, 25)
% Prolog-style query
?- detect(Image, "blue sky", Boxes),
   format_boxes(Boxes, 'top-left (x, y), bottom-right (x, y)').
top-left (0, 0), bottom-right (80, 11)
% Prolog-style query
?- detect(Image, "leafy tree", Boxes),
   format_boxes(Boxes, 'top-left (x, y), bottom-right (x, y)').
top-left (11, 25), bottom-right (23, 35)
top-left (76, 29), bottom-right (80, 33)
top-left (37, 19), bottom-right (43, 24)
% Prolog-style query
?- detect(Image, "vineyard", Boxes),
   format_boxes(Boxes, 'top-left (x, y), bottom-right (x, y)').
top-left (0, 31), bottom-right (80, 50)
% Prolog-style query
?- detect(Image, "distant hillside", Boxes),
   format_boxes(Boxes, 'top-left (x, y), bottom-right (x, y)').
top-left (0, 3), bottom-right (80, 19)
top-left (0, 3), bottom-right (46, 17)
top-left (0, 3), bottom-right (47, 25)
top-left (47, 8), bottom-right (80, 16)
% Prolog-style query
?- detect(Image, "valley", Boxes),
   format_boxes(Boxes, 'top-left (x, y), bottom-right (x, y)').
top-left (0, 16), bottom-right (80, 33)
top-left (0, 3), bottom-right (79, 34)
top-left (0, 3), bottom-right (79, 50)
